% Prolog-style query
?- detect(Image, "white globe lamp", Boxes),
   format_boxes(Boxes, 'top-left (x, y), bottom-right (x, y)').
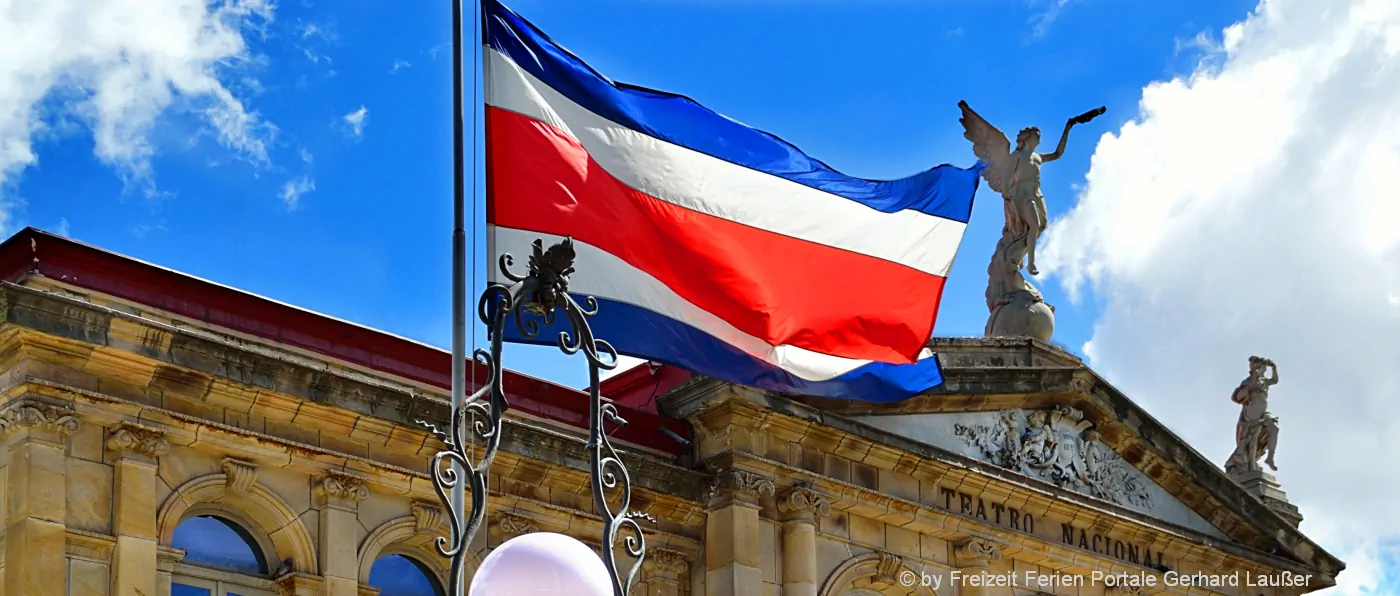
top-left (468, 531), bottom-right (614, 595)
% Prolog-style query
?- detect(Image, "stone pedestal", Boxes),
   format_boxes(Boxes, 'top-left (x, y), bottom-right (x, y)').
top-left (1229, 470), bottom-right (1303, 527)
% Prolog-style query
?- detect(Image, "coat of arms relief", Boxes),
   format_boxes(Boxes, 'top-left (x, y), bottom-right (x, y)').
top-left (954, 405), bottom-right (1152, 508)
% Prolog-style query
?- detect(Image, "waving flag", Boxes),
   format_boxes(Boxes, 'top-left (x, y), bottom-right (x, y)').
top-left (482, 0), bottom-right (982, 401)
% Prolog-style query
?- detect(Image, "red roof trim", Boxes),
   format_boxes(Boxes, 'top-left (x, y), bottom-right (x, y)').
top-left (0, 228), bottom-right (688, 454)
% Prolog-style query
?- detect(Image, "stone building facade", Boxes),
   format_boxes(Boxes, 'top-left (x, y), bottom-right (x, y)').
top-left (0, 228), bottom-right (1342, 595)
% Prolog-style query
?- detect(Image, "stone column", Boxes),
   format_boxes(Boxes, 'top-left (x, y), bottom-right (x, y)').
top-left (156, 546), bottom-right (186, 596)
top-left (642, 548), bottom-right (691, 596)
top-left (107, 423), bottom-right (171, 596)
top-left (952, 538), bottom-right (1007, 596)
top-left (1, 401), bottom-right (79, 596)
top-left (704, 469), bottom-right (773, 596)
top-left (316, 472), bottom-right (369, 596)
top-left (776, 486), bottom-right (830, 596)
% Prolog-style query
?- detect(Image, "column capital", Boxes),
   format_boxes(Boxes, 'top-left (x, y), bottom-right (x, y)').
top-left (643, 547), bottom-right (691, 576)
top-left (316, 471), bottom-right (369, 508)
top-left (106, 422), bottom-right (170, 459)
top-left (0, 401), bottom-right (79, 442)
top-left (274, 571), bottom-right (324, 596)
top-left (953, 537), bottom-right (1006, 569)
top-left (777, 485), bottom-right (831, 522)
top-left (708, 469), bottom-right (775, 508)
top-left (496, 513), bottom-right (539, 538)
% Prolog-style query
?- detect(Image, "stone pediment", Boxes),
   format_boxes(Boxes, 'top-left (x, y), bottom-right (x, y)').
top-left (778, 337), bottom-right (1343, 580)
top-left (851, 405), bottom-right (1228, 539)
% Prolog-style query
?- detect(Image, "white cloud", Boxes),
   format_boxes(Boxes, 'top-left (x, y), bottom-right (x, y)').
top-left (279, 176), bottom-right (314, 209)
top-left (54, 217), bottom-right (70, 237)
top-left (342, 105), bottom-right (368, 139)
top-left (1040, 0), bottom-right (1400, 592)
top-left (298, 147), bottom-right (314, 163)
top-left (391, 59), bottom-right (411, 74)
top-left (0, 0), bottom-right (276, 231)
top-left (1029, 0), bottom-right (1073, 39)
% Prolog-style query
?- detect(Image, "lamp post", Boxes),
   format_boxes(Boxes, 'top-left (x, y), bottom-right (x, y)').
top-left (418, 238), bottom-right (647, 596)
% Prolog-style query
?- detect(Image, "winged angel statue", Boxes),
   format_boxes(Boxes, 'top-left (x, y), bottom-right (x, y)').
top-left (958, 102), bottom-right (1104, 341)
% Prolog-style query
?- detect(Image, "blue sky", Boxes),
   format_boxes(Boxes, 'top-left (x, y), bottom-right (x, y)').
top-left (8, 0), bottom-right (1250, 386)
top-left (4, 1), bottom-right (1397, 593)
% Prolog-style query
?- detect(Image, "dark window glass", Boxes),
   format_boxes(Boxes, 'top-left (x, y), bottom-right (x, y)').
top-left (368, 554), bottom-right (443, 596)
top-left (171, 585), bottom-right (212, 596)
top-left (171, 515), bottom-right (268, 575)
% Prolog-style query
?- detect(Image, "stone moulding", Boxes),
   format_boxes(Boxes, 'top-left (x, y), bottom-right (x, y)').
top-left (954, 405), bottom-right (1152, 508)
top-left (817, 552), bottom-right (937, 596)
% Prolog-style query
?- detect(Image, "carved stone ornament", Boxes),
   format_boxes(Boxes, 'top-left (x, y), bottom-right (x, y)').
top-left (1069, 371), bottom-right (1097, 396)
top-left (875, 552), bottom-right (904, 585)
top-left (0, 402), bottom-right (80, 438)
top-left (710, 470), bottom-right (776, 502)
top-left (222, 457), bottom-right (259, 496)
top-left (954, 538), bottom-right (1006, 569)
top-left (644, 548), bottom-right (691, 575)
top-left (497, 513), bottom-right (539, 537)
top-left (412, 501), bottom-right (445, 534)
top-left (106, 423), bottom-right (171, 457)
top-left (778, 486), bottom-right (832, 519)
top-left (1105, 585), bottom-right (1148, 596)
top-left (319, 472), bottom-right (369, 503)
top-left (954, 405), bottom-right (1152, 508)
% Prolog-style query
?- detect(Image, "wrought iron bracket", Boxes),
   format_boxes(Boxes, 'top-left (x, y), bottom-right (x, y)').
top-left (417, 237), bottom-right (646, 596)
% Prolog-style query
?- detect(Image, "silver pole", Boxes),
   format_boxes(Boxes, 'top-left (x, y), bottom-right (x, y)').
top-left (449, 0), bottom-right (468, 593)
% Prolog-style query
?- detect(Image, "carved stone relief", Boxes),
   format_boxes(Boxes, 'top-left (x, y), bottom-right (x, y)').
top-left (0, 402), bottom-right (80, 438)
top-left (222, 457), bottom-right (258, 496)
top-left (106, 423), bottom-right (171, 457)
top-left (497, 513), bottom-right (539, 538)
top-left (412, 501), bottom-right (445, 533)
top-left (955, 405), bottom-right (1151, 508)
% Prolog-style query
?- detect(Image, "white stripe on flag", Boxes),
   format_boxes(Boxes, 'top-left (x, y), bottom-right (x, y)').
top-left (485, 48), bottom-right (968, 278)
top-left (489, 226), bottom-right (899, 382)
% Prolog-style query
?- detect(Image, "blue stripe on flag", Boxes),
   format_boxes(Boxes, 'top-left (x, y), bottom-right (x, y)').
top-left (500, 296), bottom-right (945, 402)
top-left (484, 0), bottom-right (982, 224)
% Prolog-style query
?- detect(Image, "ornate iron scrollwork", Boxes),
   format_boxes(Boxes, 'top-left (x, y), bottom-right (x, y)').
top-left (418, 237), bottom-right (646, 596)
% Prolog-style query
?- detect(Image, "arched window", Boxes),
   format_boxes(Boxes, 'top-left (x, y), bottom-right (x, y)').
top-left (368, 554), bottom-right (445, 596)
top-left (171, 515), bottom-right (277, 596)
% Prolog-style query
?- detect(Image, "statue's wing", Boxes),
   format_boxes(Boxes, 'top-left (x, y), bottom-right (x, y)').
top-left (957, 101), bottom-right (1013, 194)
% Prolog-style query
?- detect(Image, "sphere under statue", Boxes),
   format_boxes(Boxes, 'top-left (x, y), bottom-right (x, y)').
top-left (469, 532), bottom-right (614, 595)
top-left (986, 290), bottom-right (1055, 343)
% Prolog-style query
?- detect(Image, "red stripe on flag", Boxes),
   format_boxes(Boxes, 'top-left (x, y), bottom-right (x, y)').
top-left (486, 107), bottom-right (945, 364)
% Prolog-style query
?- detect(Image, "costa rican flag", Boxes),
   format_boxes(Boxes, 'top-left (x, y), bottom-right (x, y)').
top-left (483, 1), bottom-right (982, 402)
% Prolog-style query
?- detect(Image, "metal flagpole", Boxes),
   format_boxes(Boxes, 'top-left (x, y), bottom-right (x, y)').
top-left (448, 0), bottom-right (468, 594)
top-left (423, 1), bottom-right (648, 593)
